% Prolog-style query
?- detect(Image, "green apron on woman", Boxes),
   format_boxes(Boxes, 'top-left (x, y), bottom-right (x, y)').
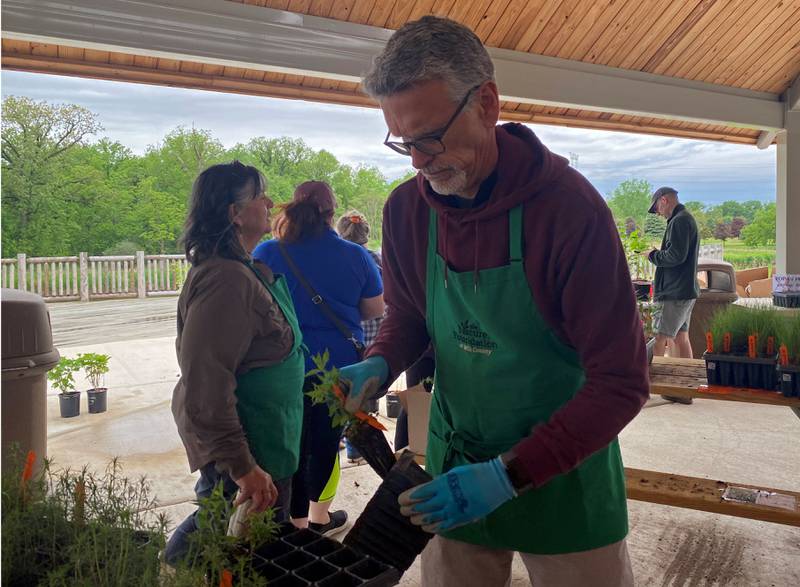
top-left (234, 262), bottom-right (305, 480)
top-left (425, 205), bottom-right (628, 554)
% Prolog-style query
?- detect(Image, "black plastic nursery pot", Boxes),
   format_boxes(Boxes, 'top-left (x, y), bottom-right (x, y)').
top-left (632, 280), bottom-right (652, 302)
top-left (59, 392), bottom-right (80, 418)
top-left (778, 364), bottom-right (800, 397)
top-left (252, 522), bottom-right (399, 586)
top-left (385, 395), bottom-right (401, 419)
top-left (343, 451), bottom-right (433, 574)
top-left (703, 352), bottom-right (779, 391)
top-left (87, 388), bottom-right (108, 413)
top-left (773, 292), bottom-right (800, 308)
top-left (345, 421), bottom-right (396, 479)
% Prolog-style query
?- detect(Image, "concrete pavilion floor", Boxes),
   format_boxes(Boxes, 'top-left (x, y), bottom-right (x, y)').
top-left (42, 297), bottom-right (800, 586)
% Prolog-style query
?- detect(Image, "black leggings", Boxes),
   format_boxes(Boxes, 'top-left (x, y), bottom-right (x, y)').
top-left (290, 381), bottom-right (344, 519)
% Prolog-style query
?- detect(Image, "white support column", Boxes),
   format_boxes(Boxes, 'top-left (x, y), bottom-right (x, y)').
top-left (775, 108), bottom-right (800, 274)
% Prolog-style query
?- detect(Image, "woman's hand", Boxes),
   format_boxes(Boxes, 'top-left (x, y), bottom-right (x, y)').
top-left (233, 465), bottom-right (278, 513)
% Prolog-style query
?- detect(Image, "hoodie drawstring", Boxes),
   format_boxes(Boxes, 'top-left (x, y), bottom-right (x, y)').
top-left (473, 221), bottom-right (479, 293)
top-left (442, 211), bottom-right (449, 289)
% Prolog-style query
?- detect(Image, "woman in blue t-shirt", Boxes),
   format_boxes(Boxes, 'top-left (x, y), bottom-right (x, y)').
top-left (252, 181), bottom-right (383, 537)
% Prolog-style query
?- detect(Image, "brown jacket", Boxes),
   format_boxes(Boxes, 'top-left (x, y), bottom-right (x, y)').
top-left (172, 256), bottom-right (294, 479)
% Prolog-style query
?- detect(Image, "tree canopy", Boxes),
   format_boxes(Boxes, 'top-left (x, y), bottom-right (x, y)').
top-left (2, 96), bottom-right (402, 256)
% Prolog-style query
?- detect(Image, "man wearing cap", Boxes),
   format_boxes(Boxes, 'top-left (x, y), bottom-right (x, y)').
top-left (643, 187), bottom-right (700, 404)
top-left (336, 15), bottom-right (648, 587)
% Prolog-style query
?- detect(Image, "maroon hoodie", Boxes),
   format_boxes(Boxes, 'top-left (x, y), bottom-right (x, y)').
top-left (367, 123), bottom-right (649, 488)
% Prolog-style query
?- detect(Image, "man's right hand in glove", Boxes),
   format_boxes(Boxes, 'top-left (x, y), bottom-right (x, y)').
top-left (339, 356), bottom-right (389, 413)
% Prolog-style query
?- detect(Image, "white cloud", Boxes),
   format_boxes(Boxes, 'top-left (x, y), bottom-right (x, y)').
top-left (2, 70), bottom-right (775, 204)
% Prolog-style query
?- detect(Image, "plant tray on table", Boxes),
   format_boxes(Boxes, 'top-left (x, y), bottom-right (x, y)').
top-left (703, 306), bottom-right (780, 391)
top-left (776, 313), bottom-right (800, 397)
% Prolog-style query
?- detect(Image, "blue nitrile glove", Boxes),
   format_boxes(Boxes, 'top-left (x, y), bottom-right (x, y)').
top-left (398, 457), bottom-right (516, 533)
top-left (339, 356), bottom-right (389, 414)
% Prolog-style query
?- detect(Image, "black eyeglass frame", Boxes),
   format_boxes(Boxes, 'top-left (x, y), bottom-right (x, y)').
top-left (383, 84), bottom-right (482, 157)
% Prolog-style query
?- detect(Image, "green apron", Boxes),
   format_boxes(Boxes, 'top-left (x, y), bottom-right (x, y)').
top-left (425, 205), bottom-right (628, 554)
top-left (234, 262), bottom-right (305, 480)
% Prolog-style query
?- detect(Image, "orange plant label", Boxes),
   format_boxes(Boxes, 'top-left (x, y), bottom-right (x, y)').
top-left (355, 410), bottom-right (387, 431)
top-left (780, 344), bottom-right (789, 366)
top-left (219, 569), bottom-right (233, 587)
top-left (21, 450), bottom-right (36, 484)
top-left (723, 333), bottom-right (731, 353)
top-left (747, 335), bottom-right (757, 358)
top-left (331, 384), bottom-right (346, 403)
top-left (705, 332), bottom-right (714, 353)
top-left (766, 336), bottom-right (775, 355)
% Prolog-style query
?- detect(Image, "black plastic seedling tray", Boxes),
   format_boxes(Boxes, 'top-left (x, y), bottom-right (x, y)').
top-left (251, 523), bottom-right (399, 586)
top-left (703, 352), bottom-right (779, 391)
top-left (778, 364), bottom-right (800, 397)
top-left (773, 292), bottom-right (800, 308)
top-left (343, 451), bottom-right (434, 574)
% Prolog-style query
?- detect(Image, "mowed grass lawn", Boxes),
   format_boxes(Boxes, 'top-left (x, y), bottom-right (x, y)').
top-left (702, 239), bottom-right (776, 269)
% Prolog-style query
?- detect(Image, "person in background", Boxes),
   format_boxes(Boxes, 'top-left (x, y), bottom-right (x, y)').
top-left (336, 210), bottom-right (382, 463)
top-left (337, 211), bottom-right (436, 452)
top-left (253, 182), bottom-right (384, 537)
top-left (338, 16), bottom-right (648, 586)
top-left (643, 186), bottom-right (700, 404)
top-left (167, 161), bottom-right (305, 564)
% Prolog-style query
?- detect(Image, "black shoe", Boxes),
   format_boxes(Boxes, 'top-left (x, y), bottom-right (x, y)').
top-left (309, 510), bottom-right (349, 537)
top-left (661, 395), bottom-right (693, 405)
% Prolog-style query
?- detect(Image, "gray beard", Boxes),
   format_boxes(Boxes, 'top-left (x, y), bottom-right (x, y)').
top-left (427, 168), bottom-right (469, 196)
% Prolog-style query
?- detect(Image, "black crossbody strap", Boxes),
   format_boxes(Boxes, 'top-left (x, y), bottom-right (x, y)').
top-left (278, 243), bottom-right (364, 358)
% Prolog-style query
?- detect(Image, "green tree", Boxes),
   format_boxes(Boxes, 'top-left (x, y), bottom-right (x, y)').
top-left (1, 96), bottom-right (102, 255)
top-left (606, 178), bottom-right (653, 231)
top-left (740, 203), bottom-right (776, 246)
top-left (644, 213), bottom-right (666, 241)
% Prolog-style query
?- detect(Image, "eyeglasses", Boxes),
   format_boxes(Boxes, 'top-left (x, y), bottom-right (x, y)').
top-left (383, 85), bottom-right (481, 157)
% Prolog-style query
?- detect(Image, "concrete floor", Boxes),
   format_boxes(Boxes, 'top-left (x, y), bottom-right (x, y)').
top-left (43, 298), bottom-right (800, 586)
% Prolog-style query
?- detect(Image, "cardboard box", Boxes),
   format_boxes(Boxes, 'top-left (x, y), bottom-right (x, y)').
top-left (395, 383), bottom-right (433, 458)
top-left (735, 266), bottom-right (769, 289)
top-left (746, 277), bottom-right (772, 298)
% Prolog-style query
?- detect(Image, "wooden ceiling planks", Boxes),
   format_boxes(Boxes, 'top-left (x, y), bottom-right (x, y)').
top-left (6, 0), bottom-right (798, 146)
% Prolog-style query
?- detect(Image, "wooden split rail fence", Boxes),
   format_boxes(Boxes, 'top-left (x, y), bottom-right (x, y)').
top-left (1, 253), bottom-right (189, 302)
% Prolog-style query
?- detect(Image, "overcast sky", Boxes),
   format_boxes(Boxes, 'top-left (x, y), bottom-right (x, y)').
top-left (2, 70), bottom-right (777, 205)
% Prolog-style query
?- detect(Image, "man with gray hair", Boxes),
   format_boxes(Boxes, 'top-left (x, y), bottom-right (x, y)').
top-left (644, 187), bottom-right (700, 404)
top-left (338, 16), bottom-right (647, 586)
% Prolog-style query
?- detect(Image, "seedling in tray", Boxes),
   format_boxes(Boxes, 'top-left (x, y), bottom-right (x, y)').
top-left (777, 313), bottom-right (800, 397)
top-left (306, 352), bottom-right (396, 478)
top-left (703, 305), bottom-right (782, 390)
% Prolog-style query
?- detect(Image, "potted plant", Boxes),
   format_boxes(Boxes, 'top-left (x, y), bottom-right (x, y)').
top-left (48, 357), bottom-right (81, 418)
top-left (776, 313), bottom-right (800, 397)
top-left (704, 305), bottom-right (780, 390)
top-left (306, 351), bottom-right (396, 479)
top-left (78, 353), bottom-right (110, 414)
top-left (621, 229), bottom-right (653, 301)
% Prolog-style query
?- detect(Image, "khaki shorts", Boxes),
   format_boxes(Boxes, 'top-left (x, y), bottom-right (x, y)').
top-left (653, 299), bottom-right (696, 338)
top-left (420, 535), bottom-right (634, 587)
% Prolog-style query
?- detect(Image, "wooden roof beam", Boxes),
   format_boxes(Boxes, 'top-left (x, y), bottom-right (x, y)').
top-left (1, 0), bottom-right (786, 133)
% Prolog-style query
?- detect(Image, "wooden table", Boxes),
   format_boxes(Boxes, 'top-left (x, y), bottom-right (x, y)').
top-left (636, 357), bottom-right (800, 526)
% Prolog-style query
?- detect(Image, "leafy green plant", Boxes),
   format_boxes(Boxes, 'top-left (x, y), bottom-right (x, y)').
top-left (306, 351), bottom-right (395, 477)
top-left (708, 305), bottom-right (783, 356)
top-left (777, 314), bottom-right (800, 366)
top-left (619, 228), bottom-right (652, 280)
top-left (2, 450), bottom-right (167, 586)
top-left (708, 306), bottom-right (749, 354)
top-left (78, 352), bottom-right (111, 390)
top-left (169, 483), bottom-right (278, 587)
top-left (47, 357), bottom-right (81, 394)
